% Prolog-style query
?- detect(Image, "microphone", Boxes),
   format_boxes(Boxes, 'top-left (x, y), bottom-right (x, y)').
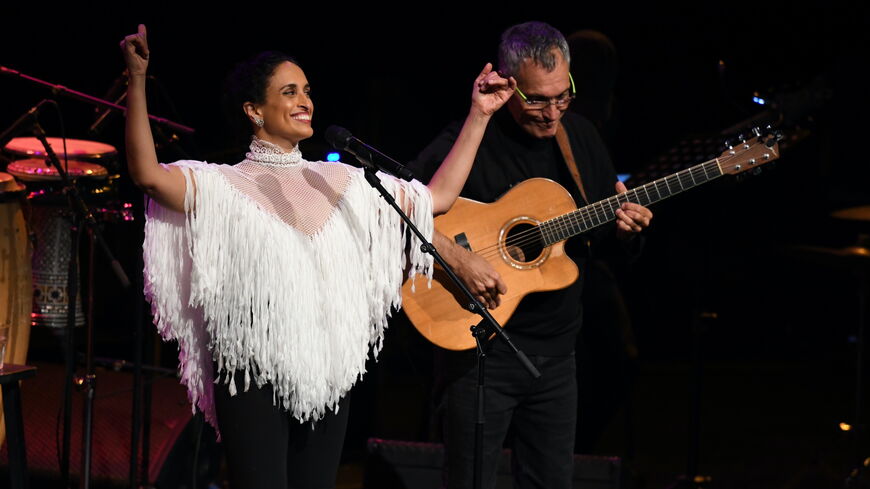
top-left (0, 99), bottom-right (49, 148)
top-left (324, 125), bottom-right (414, 181)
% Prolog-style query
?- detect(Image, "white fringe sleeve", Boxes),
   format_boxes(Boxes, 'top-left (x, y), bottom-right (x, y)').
top-left (348, 170), bottom-right (435, 355)
top-left (142, 162), bottom-right (218, 431)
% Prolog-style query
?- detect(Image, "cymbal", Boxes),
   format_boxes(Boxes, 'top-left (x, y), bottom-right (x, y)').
top-left (6, 158), bottom-right (108, 182)
top-left (832, 205), bottom-right (870, 222)
top-left (787, 244), bottom-right (870, 272)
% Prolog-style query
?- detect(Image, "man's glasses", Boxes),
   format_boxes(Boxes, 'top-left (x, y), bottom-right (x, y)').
top-left (515, 72), bottom-right (576, 110)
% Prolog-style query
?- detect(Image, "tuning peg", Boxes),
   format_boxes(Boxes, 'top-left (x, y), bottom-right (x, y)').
top-left (737, 133), bottom-right (746, 143)
top-left (752, 127), bottom-right (762, 137)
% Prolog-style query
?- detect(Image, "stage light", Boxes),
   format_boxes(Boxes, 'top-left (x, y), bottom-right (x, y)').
top-left (752, 92), bottom-right (766, 105)
top-left (840, 422), bottom-right (852, 431)
top-left (326, 152), bottom-right (340, 162)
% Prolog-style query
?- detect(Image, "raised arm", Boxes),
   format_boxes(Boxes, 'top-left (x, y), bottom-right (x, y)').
top-left (426, 64), bottom-right (515, 215)
top-left (121, 24), bottom-right (187, 212)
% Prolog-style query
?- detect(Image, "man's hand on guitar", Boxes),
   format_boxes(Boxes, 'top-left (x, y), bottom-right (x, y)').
top-left (434, 232), bottom-right (507, 310)
top-left (614, 181), bottom-right (653, 240)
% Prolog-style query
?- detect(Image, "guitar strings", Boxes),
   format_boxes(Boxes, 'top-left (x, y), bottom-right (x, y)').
top-left (465, 150), bottom-right (739, 260)
top-left (472, 173), bottom-right (699, 259)
top-left (470, 158), bottom-right (723, 258)
top-left (485, 140), bottom-right (766, 258)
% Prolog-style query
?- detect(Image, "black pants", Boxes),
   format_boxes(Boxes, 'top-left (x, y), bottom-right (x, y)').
top-left (214, 372), bottom-right (351, 489)
top-left (440, 348), bottom-right (577, 489)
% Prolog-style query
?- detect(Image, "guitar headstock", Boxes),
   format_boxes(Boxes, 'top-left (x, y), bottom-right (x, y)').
top-left (718, 127), bottom-right (783, 175)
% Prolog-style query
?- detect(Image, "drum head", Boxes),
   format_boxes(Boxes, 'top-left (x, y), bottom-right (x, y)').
top-left (4, 137), bottom-right (117, 161)
top-left (6, 158), bottom-right (108, 182)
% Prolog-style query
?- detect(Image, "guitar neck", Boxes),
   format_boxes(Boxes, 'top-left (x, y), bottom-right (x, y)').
top-left (539, 158), bottom-right (724, 245)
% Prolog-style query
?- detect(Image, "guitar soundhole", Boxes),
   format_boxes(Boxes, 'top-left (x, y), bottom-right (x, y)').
top-left (503, 223), bottom-right (545, 264)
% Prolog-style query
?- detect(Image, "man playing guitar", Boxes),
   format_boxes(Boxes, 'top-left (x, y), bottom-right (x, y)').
top-left (409, 21), bottom-right (652, 489)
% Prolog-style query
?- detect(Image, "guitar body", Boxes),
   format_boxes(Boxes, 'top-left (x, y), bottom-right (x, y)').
top-left (402, 178), bottom-right (580, 351)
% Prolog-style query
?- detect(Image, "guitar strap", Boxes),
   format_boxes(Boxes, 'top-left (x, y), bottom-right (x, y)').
top-left (555, 121), bottom-right (590, 206)
top-left (556, 122), bottom-right (594, 253)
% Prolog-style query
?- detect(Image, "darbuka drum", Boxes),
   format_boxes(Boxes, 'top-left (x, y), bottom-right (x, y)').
top-left (5, 160), bottom-right (109, 328)
top-left (4, 137), bottom-right (118, 167)
top-left (6, 158), bottom-right (108, 181)
top-left (6, 158), bottom-right (112, 204)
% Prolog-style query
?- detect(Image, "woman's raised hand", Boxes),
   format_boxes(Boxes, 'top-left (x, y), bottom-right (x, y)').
top-left (120, 24), bottom-right (150, 76)
top-left (470, 63), bottom-right (517, 117)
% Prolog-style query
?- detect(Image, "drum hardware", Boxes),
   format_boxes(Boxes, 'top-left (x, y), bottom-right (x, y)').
top-left (789, 232), bottom-right (870, 487)
top-left (1, 64), bottom-right (194, 489)
top-left (831, 202), bottom-right (870, 472)
top-left (0, 101), bottom-right (133, 489)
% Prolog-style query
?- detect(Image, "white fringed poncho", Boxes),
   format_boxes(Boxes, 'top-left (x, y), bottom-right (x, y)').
top-left (142, 140), bottom-right (433, 432)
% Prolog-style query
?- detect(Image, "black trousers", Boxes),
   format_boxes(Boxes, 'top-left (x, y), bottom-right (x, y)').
top-left (214, 372), bottom-right (351, 489)
top-left (441, 348), bottom-right (577, 489)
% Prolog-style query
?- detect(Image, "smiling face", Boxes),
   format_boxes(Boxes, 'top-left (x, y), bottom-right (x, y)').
top-left (506, 50), bottom-right (572, 139)
top-left (244, 61), bottom-right (313, 150)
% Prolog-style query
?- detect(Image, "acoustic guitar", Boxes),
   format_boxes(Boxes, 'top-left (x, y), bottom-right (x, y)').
top-left (401, 130), bottom-right (782, 350)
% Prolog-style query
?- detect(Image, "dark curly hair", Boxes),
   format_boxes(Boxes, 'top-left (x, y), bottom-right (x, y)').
top-left (222, 51), bottom-right (299, 139)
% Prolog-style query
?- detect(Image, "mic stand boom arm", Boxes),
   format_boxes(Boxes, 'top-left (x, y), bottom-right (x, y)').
top-left (0, 65), bottom-right (194, 135)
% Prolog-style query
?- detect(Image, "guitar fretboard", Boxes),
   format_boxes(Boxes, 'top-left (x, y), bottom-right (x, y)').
top-left (538, 158), bottom-right (724, 245)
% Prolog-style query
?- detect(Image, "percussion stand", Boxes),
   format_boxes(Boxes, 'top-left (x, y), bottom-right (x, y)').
top-left (844, 259), bottom-right (868, 488)
top-left (788, 236), bottom-right (870, 486)
top-left (27, 122), bottom-right (131, 489)
top-left (832, 231), bottom-right (870, 488)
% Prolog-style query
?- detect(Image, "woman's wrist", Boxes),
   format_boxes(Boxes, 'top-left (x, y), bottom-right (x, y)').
top-left (466, 108), bottom-right (492, 125)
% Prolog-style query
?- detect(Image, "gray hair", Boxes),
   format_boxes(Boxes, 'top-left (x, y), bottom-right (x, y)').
top-left (498, 21), bottom-right (571, 79)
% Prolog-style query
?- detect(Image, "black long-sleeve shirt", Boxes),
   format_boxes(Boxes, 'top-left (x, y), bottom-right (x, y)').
top-left (410, 108), bottom-right (632, 355)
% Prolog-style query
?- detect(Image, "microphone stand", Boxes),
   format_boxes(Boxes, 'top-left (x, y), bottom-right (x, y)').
top-left (357, 164), bottom-right (540, 489)
top-left (35, 125), bottom-right (131, 489)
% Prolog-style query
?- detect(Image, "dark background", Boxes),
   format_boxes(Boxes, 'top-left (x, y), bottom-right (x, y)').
top-left (2, 3), bottom-right (869, 488)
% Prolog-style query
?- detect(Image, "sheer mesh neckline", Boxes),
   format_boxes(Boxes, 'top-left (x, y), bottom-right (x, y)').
top-left (245, 137), bottom-right (303, 166)
top-left (219, 141), bottom-right (353, 237)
